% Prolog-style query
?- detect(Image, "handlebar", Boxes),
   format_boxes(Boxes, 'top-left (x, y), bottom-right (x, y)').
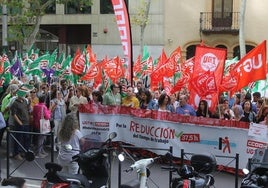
top-left (124, 156), bottom-right (161, 174)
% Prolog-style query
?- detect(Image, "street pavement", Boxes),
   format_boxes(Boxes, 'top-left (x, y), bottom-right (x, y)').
top-left (0, 140), bottom-right (242, 188)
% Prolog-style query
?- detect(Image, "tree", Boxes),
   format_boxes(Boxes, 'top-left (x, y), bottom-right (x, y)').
top-left (131, 0), bottom-right (151, 56)
top-left (1, 0), bottom-right (93, 52)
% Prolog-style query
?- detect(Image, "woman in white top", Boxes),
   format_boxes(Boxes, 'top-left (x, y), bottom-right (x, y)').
top-left (57, 114), bottom-right (84, 174)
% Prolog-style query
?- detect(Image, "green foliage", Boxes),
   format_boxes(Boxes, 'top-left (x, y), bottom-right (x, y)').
top-left (131, 0), bottom-right (150, 27)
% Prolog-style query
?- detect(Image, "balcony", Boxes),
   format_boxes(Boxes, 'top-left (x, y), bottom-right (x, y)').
top-left (200, 12), bottom-right (239, 34)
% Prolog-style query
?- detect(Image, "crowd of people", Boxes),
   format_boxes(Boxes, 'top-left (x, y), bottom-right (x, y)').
top-left (0, 77), bottom-right (267, 174)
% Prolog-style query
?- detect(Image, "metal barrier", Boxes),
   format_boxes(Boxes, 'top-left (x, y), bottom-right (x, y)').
top-left (6, 127), bottom-right (54, 181)
top-left (118, 144), bottom-right (173, 187)
top-left (180, 149), bottom-right (240, 188)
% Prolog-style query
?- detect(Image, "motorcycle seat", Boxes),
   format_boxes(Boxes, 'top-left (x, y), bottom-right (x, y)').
top-left (57, 172), bottom-right (91, 188)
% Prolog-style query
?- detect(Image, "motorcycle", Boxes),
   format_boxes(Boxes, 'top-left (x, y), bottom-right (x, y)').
top-left (240, 148), bottom-right (268, 188)
top-left (162, 153), bottom-right (217, 188)
top-left (41, 132), bottom-right (117, 188)
top-left (240, 167), bottom-right (268, 188)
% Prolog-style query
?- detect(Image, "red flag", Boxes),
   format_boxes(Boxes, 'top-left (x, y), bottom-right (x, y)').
top-left (190, 70), bottom-right (217, 97)
top-left (133, 55), bottom-right (142, 76)
top-left (141, 56), bottom-right (153, 75)
top-left (71, 48), bottom-right (86, 75)
top-left (103, 56), bottom-right (124, 83)
top-left (86, 45), bottom-right (97, 63)
top-left (153, 47), bottom-right (183, 78)
top-left (80, 62), bottom-right (101, 81)
top-left (163, 78), bottom-right (172, 96)
top-left (230, 40), bottom-right (267, 92)
top-left (154, 49), bottom-right (168, 70)
top-left (170, 57), bottom-right (194, 94)
top-left (150, 49), bottom-right (168, 84)
top-left (189, 46), bottom-right (227, 112)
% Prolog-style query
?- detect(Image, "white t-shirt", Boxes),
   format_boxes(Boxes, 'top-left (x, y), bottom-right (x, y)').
top-left (57, 129), bottom-right (83, 165)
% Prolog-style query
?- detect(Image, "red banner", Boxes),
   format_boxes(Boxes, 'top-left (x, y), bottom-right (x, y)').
top-left (111, 0), bottom-right (132, 82)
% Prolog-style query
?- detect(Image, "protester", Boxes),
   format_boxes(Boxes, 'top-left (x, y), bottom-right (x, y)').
top-left (0, 84), bottom-right (18, 147)
top-left (153, 93), bottom-right (174, 112)
top-left (196, 100), bottom-right (212, 118)
top-left (240, 100), bottom-right (256, 123)
top-left (50, 91), bottom-right (66, 151)
top-left (91, 90), bottom-right (103, 104)
top-left (65, 85), bottom-right (75, 114)
top-left (259, 109), bottom-right (268, 126)
top-left (256, 105), bottom-right (268, 123)
top-left (231, 104), bottom-right (244, 121)
top-left (176, 95), bottom-right (196, 116)
top-left (32, 94), bottom-right (51, 158)
top-left (252, 92), bottom-right (261, 105)
top-left (152, 89), bottom-right (161, 105)
top-left (243, 92), bottom-right (257, 114)
top-left (1, 177), bottom-right (26, 188)
top-left (221, 99), bottom-right (234, 120)
top-left (121, 86), bottom-right (140, 109)
top-left (69, 86), bottom-right (88, 114)
top-left (60, 79), bottom-right (69, 99)
top-left (10, 85), bottom-right (33, 160)
top-left (139, 88), bottom-right (155, 110)
top-left (57, 113), bottom-right (84, 174)
top-left (170, 93), bottom-right (179, 111)
top-left (134, 80), bottom-right (144, 101)
top-left (28, 88), bottom-right (39, 134)
top-left (102, 83), bottom-right (121, 106)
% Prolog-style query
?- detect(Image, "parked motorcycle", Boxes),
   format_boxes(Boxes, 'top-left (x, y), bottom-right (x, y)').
top-left (163, 153), bottom-right (217, 188)
top-left (240, 167), bottom-right (268, 188)
top-left (240, 148), bottom-right (268, 188)
top-left (41, 132), bottom-right (117, 188)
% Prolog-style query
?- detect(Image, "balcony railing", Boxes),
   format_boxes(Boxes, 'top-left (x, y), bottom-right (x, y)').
top-left (200, 12), bottom-right (239, 34)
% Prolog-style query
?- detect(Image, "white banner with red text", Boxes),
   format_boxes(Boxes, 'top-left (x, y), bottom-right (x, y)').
top-left (78, 104), bottom-right (265, 170)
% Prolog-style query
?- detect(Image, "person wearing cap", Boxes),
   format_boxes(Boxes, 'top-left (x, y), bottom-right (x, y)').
top-left (0, 84), bottom-right (18, 147)
top-left (10, 84), bottom-right (33, 160)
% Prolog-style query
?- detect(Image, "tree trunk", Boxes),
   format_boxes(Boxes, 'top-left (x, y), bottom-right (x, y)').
top-left (24, 15), bottom-right (42, 51)
top-left (140, 0), bottom-right (151, 56)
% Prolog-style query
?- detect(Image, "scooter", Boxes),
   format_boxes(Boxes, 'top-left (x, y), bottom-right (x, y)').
top-left (119, 153), bottom-right (163, 188)
top-left (162, 153), bottom-right (216, 188)
top-left (41, 132), bottom-right (117, 188)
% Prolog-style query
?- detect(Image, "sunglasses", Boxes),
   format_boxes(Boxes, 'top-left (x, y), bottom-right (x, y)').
top-left (30, 91), bottom-right (36, 93)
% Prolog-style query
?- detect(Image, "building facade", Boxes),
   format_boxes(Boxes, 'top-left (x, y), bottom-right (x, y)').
top-left (1, 0), bottom-right (268, 61)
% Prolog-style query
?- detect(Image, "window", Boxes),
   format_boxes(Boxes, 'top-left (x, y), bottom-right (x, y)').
top-left (65, 1), bottom-right (91, 14)
top-left (212, 0), bottom-right (233, 27)
top-left (186, 45), bottom-right (196, 59)
top-left (233, 45), bottom-right (255, 59)
top-left (100, 0), bottom-right (128, 14)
